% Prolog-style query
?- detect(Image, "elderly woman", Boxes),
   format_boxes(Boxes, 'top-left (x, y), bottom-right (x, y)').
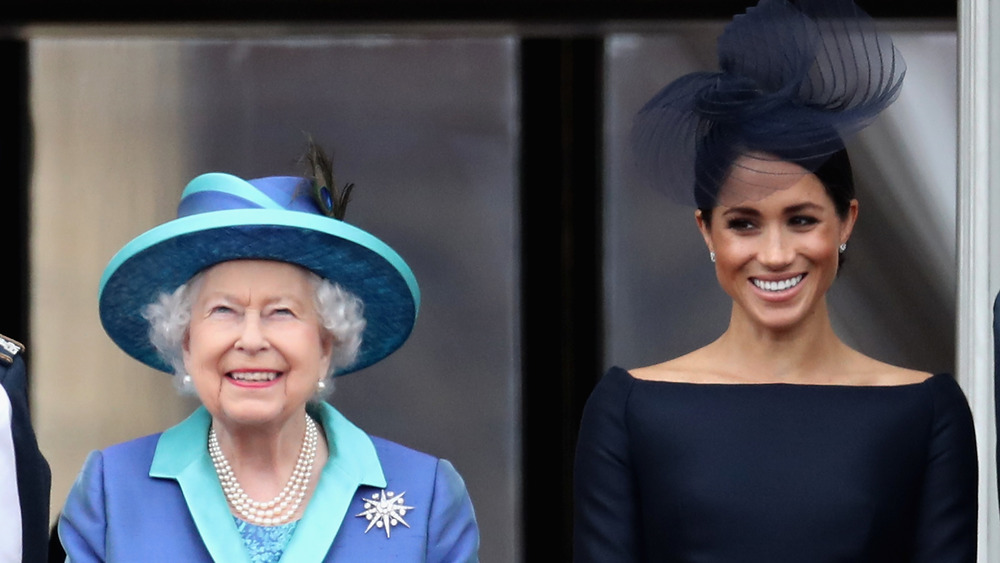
top-left (573, 1), bottom-right (977, 561)
top-left (58, 145), bottom-right (479, 562)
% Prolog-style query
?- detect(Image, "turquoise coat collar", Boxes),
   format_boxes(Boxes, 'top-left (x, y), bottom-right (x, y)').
top-left (149, 402), bottom-right (387, 562)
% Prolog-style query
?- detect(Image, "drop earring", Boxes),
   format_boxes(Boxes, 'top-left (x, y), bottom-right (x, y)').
top-left (709, 251), bottom-right (716, 263)
top-left (839, 243), bottom-right (847, 253)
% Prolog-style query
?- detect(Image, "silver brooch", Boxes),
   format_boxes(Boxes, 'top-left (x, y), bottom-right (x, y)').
top-left (356, 490), bottom-right (414, 538)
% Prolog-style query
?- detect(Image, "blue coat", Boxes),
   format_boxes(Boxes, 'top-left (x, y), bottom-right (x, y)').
top-left (59, 403), bottom-right (479, 562)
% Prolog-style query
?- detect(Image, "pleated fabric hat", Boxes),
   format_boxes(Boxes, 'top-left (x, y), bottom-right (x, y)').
top-left (98, 172), bottom-right (420, 376)
top-left (631, 0), bottom-right (905, 207)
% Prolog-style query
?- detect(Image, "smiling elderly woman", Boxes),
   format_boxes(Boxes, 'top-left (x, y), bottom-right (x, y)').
top-left (58, 145), bottom-right (479, 562)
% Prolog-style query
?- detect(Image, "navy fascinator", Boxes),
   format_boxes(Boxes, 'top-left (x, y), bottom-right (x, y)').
top-left (631, 0), bottom-right (905, 207)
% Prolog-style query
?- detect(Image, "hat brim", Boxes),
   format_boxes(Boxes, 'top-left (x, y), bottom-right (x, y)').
top-left (99, 209), bottom-right (420, 375)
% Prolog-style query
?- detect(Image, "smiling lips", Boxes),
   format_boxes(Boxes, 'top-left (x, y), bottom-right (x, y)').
top-left (227, 370), bottom-right (282, 387)
top-left (751, 274), bottom-right (805, 293)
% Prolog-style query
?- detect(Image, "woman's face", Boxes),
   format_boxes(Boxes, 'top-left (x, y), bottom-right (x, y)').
top-left (696, 157), bottom-right (858, 333)
top-left (183, 259), bottom-right (332, 430)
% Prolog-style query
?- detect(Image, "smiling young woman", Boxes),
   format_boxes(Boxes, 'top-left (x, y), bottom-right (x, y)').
top-left (696, 156), bottom-right (856, 340)
top-left (572, 0), bottom-right (977, 561)
top-left (632, 153), bottom-right (924, 388)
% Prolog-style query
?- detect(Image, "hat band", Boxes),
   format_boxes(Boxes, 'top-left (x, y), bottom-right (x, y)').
top-left (178, 173), bottom-right (286, 217)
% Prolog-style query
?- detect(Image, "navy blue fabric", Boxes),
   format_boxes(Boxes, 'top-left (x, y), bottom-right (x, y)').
top-left (994, 292), bottom-right (1000, 499)
top-left (573, 366), bottom-right (977, 562)
top-left (0, 353), bottom-right (51, 562)
top-left (631, 0), bottom-right (905, 206)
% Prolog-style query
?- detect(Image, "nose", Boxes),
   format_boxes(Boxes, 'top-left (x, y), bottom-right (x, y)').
top-left (235, 312), bottom-right (269, 353)
top-left (757, 228), bottom-right (795, 269)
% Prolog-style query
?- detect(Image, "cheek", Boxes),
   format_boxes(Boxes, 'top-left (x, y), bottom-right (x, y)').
top-left (274, 326), bottom-right (328, 372)
top-left (807, 231), bottom-right (842, 262)
top-left (712, 238), bottom-right (754, 268)
top-left (820, 244), bottom-right (839, 262)
top-left (184, 325), bottom-right (224, 374)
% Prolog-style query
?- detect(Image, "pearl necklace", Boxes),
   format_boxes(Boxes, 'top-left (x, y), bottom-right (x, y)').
top-left (208, 415), bottom-right (319, 526)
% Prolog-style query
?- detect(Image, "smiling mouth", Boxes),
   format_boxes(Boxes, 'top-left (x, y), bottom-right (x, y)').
top-left (227, 371), bottom-right (281, 383)
top-left (751, 274), bottom-right (804, 292)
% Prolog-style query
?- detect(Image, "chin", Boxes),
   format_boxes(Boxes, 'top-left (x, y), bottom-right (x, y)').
top-left (217, 403), bottom-right (293, 429)
top-left (745, 303), bottom-right (813, 332)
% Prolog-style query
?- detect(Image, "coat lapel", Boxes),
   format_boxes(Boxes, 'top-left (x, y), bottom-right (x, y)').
top-left (149, 407), bottom-right (250, 563)
top-left (148, 403), bottom-right (385, 563)
top-left (281, 402), bottom-right (386, 561)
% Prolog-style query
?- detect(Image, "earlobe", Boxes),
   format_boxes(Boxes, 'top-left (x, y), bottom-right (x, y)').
top-left (840, 199), bottom-right (860, 243)
top-left (320, 332), bottom-right (335, 369)
top-left (181, 330), bottom-right (191, 367)
top-left (695, 209), bottom-right (715, 256)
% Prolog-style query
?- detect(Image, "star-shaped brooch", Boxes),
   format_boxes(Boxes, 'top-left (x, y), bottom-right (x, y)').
top-left (356, 490), bottom-right (414, 538)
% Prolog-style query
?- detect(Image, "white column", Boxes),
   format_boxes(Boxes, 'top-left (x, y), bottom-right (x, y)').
top-left (957, 0), bottom-right (999, 560)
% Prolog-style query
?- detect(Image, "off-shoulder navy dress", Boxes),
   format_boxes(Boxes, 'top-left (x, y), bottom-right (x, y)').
top-left (573, 366), bottom-right (978, 562)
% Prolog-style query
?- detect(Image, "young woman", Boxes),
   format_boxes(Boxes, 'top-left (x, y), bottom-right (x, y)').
top-left (573, 1), bottom-right (977, 561)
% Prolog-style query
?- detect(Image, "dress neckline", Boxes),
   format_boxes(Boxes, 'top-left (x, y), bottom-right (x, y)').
top-left (617, 366), bottom-right (944, 389)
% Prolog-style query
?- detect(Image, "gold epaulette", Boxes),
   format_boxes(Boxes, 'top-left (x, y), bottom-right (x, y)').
top-left (0, 333), bottom-right (24, 366)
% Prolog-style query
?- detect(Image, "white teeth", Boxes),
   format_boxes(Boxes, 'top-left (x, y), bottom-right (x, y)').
top-left (753, 275), bottom-right (803, 292)
top-left (229, 371), bottom-right (278, 382)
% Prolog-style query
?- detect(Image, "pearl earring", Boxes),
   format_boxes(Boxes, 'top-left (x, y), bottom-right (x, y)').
top-left (316, 380), bottom-right (326, 392)
top-left (839, 243), bottom-right (847, 253)
top-left (182, 374), bottom-right (192, 386)
top-left (709, 251), bottom-right (716, 263)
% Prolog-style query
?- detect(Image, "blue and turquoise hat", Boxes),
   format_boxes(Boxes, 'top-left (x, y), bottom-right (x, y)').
top-left (98, 173), bottom-right (420, 376)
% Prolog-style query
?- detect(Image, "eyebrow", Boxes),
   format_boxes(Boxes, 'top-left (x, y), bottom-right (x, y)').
top-left (721, 202), bottom-right (825, 216)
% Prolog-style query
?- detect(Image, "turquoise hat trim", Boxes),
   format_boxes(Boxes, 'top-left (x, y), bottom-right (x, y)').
top-left (98, 210), bottom-right (420, 304)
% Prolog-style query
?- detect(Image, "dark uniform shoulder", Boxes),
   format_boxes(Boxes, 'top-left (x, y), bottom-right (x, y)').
top-left (0, 333), bottom-right (24, 367)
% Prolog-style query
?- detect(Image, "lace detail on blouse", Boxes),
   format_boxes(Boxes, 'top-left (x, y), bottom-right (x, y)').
top-left (234, 516), bottom-right (298, 563)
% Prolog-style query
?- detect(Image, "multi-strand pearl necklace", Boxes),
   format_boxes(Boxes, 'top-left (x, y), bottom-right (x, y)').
top-left (208, 415), bottom-right (319, 526)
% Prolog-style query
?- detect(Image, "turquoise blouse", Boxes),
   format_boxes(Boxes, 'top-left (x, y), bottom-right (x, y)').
top-left (234, 517), bottom-right (297, 563)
